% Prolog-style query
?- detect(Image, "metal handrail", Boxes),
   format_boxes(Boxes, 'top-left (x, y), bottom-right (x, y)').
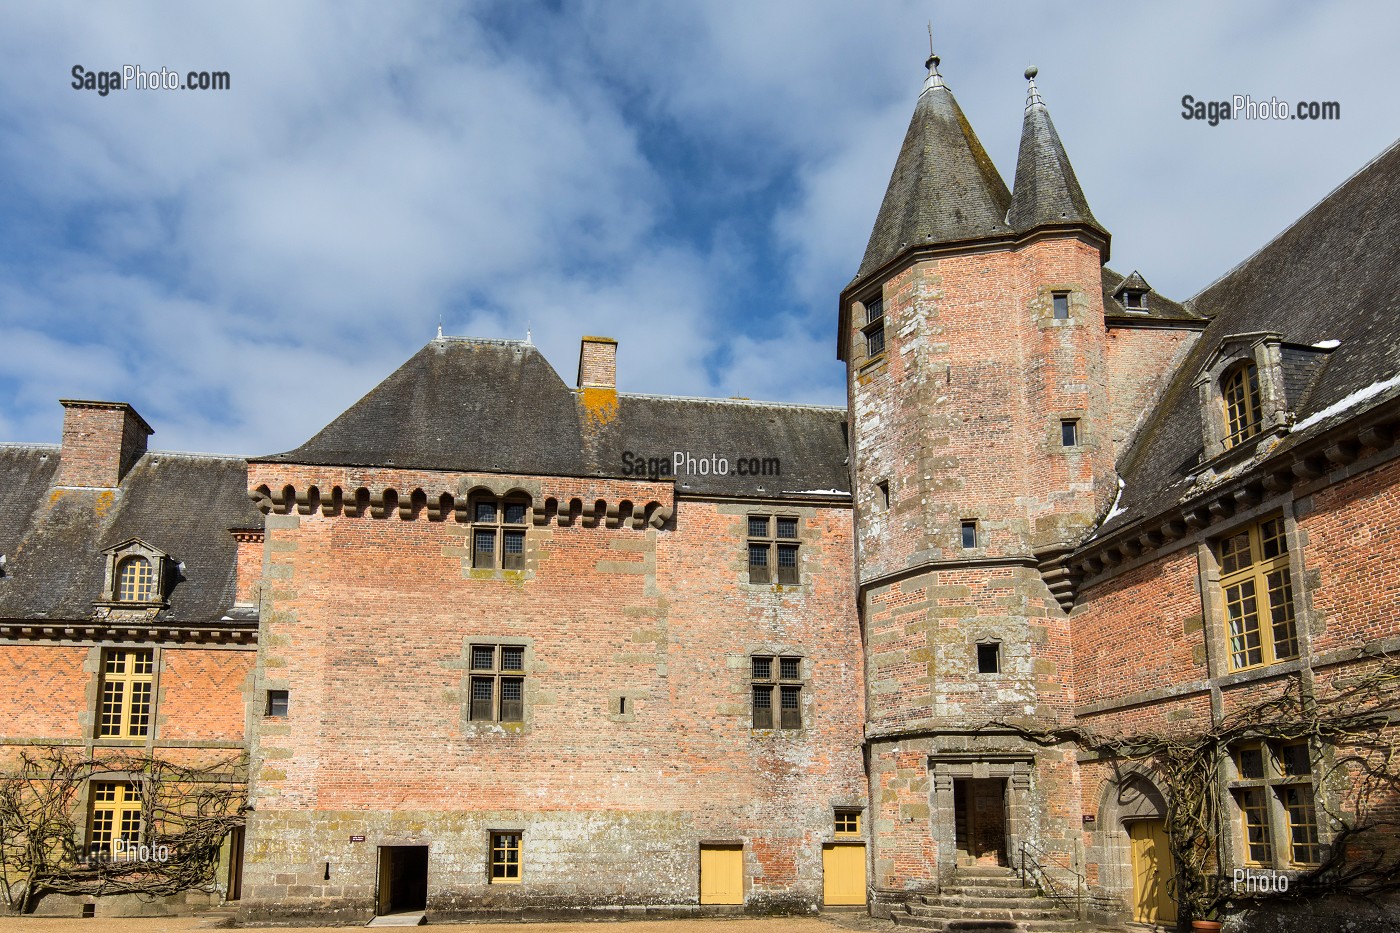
top-left (1017, 839), bottom-right (1087, 919)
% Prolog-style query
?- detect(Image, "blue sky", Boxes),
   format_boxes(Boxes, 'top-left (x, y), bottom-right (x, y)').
top-left (1, 1), bottom-right (1396, 455)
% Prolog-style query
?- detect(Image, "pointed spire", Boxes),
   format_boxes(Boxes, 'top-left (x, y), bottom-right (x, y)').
top-left (1007, 66), bottom-right (1105, 239)
top-left (857, 52), bottom-right (1012, 278)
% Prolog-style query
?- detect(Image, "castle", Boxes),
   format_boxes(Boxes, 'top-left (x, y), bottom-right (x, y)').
top-left (1, 52), bottom-right (1397, 931)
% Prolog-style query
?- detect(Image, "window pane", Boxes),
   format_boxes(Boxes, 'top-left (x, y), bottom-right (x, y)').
top-left (471, 645), bottom-right (496, 671)
top-left (779, 657), bottom-right (800, 681)
top-left (751, 656), bottom-right (772, 680)
top-left (776, 544), bottom-right (799, 584)
top-left (500, 677), bottom-right (524, 723)
top-left (1236, 745), bottom-right (1265, 780)
top-left (776, 518), bottom-right (797, 540)
top-left (99, 681), bottom-right (124, 737)
top-left (500, 646), bottom-right (524, 672)
top-left (752, 685), bottom-right (773, 729)
top-left (1267, 569), bottom-right (1298, 660)
top-left (474, 501), bottom-right (498, 523)
top-left (128, 682), bottom-right (152, 736)
top-left (1219, 531), bottom-right (1253, 575)
top-left (780, 685), bottom-right (802, 729)
top-left (835, 811), bottom-right (860, 834)
top-left (502, 530), bottom-right (526, 570)
top-left (503, 502), bottom-right (527, 524)
top-left (1052, 293), bottom-right (1069, 319)
top-left (1280, 786), bottom-right (1320, 864)
top-left (131, 650), bottom-right (154, 675)
top-left (865, 297), bottom-right (883, 324)
top-left (977, 643), bottom-right (1000, 674)
top-left (961, 521), bottom-right (977, 549)
top-left (470, 676), bottom-right (494, 721)
top-left (1061, 420), bottom-right (1078, 447)
top-left (1226, 580), bottom-right (1263, 669)
top-left (866, 325), bottom-right (885, 357)
top-left (748, 543), bottom-right (770, 584)
top-left (267, 690), bottom-right (289, 717)
top-left (1278, 742), bottom-right (1311, 778)
top-left (1260, 517), bottom-right (1288, 559)
top-left (1237, 789), bottom-right (1273, 864)
top-left (117, 556), bottom-right (154, 602)
top-left (473, 529), bottom-right (497, 568)
top-left (748, 516), bottom-right (769, 538)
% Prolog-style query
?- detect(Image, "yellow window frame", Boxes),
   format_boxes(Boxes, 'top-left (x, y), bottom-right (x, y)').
top-left (99, 648), bottom-right (155, 739)
top-left (1219, 518), bottom-right (1298, 671)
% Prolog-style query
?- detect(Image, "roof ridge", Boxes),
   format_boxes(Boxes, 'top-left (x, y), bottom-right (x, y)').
top-left (141, 449), bottom-right (247, 461)
top-left (617, 391), bottom-right (845, 412)
top-left (431, 335), bottom-right (532, 348)
top-left (0, 442), bottom-right (61, 451)
top-left (1190, 137), bottom-right (1400, 302)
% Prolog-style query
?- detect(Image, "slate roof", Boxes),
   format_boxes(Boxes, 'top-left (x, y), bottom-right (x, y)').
top-left (1101, 268), bottom-right (1202, 324)
top-left (1007, 80), bottom-right (1104, 236)
top-left (0, 446), bottom-right (260, 623)
top-left (257, 338), bottom-right (851, 499)
top-left (856, 60), bottom-right (1012, 280)
top-left (1094, 139), bottom-right (1400, 537)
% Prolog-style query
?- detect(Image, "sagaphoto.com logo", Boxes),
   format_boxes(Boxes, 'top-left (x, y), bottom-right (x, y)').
top-left (621, 450), bottom-right (782, 480)
top-left (72, 64), bottom-right (230, 97)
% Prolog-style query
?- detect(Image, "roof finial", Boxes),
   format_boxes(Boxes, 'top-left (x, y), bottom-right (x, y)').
top-left (922, 26), bottom-right (944, 94)
top-left (1024, 65), bottom-right (1045, 112)
top-left (436, 316), bottom-right (443, 340)
top-left (525, 323), bottom-right (533, 346)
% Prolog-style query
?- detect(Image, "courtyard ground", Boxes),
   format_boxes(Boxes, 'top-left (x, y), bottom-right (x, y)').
top-left (0, 916), bottom-right (898, 933)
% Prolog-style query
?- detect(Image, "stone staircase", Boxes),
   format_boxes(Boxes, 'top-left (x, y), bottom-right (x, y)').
top-left (889, 864), bottom-right (1085, 932)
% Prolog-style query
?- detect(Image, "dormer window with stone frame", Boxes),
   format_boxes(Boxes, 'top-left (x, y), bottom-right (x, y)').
top-left (1195, 333), bottom-right (1290, 462)
top-left (98, 538), bottom-right (170, 607)
top-left (1111, 270), bottom-right (1152, 314)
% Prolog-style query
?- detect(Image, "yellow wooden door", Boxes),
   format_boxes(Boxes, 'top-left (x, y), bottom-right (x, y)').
top-left (699, 845), bottom-right (743, 904)
top-left (822, 843), bottom-right (867, 905)
top-left (1128, 820), bottom-right (1178, 923)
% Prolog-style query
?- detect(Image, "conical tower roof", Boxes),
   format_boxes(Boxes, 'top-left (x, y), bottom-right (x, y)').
top-left (857, 54), bottom-right (1012, 279)
top-left (1007, 66), bottom-right (1105, 238)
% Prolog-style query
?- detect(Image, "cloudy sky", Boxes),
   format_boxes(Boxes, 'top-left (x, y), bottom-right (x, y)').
top-left (1, 1), bottom-right (1396, 456)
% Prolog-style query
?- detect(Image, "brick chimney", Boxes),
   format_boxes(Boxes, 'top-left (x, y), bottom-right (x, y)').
top-left (577, 336), bottom-right (618, 389)
top-left (54, 400), bottom-right (153, 488)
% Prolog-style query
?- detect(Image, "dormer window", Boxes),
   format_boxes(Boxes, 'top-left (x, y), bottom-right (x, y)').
top-left (1111, 270), bottom-right (1152, 314)
top-left (1195, 334), bottom-right (1287, 462)
top-left (1222, 361), bottom-right (1263, 448)
top-left (1122, 290), bottom-right (1147, 311)
top-left (99, 538), bottom-right (169, 607)
top-left (116, 556), bottom-right (155, 602)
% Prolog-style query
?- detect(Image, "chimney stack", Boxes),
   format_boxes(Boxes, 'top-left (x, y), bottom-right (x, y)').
top-left (577, 336), bottom-right (618, 389)
top-left (54, 400), bottom-right (153, 489)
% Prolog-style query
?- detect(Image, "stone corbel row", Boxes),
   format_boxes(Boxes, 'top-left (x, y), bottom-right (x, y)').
top-left (249, 483), bottom-right (673, 530)
top-left (1069, 414), bottom-right (1400, 590)
top-left (531, 496), bottom-right (673, 530)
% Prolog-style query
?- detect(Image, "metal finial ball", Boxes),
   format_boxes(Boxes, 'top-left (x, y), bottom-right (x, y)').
top-left (1025, 65), bottom-right (1038, 80)
top-left (926, 53), bottom-right (941, 71)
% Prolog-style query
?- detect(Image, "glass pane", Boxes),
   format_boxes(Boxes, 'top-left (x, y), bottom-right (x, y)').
top-left (1238, 789), bottom-right (1272, 864)
top-left (749, 544), bottom-right (770, 583)
top-left (503, 502), bottom-right (527, 524)
top-left (1260, 517), bottom-right (1288, 559)
top-left (748, 516), bottom-right (769, 538)
top-left (100, 682), bottom-right (124, 736)
top-left (751, 656), bottom-right (772, 680)
top-left (1226, 580), bottom-right (1263, 669)
top-left (500, 646), bottom-right (524, 671)
top-left (132, 650), bottom-right (154, 675)
top-left (1267, 569), bottom-right (1298, 660)
top-left (779, 657), bottom-right (800, 680)
top-left (1052, 293), bottom-right (1069, 319)
top-left (502, 530), bottom-right (525, 570)
top-left (471, 645), bottom-right (496, 670)
top-left (752, 685), bottom-right (772, 729)
top-left (776, 517), bottom-right (797, 540)
top-left (1061, 420), bottom-right (1078, 446)
top-left (1236, 745), bottom-right (1265, 779)
top-left (780, 685), bottom-right (801, 728)
top-left (865, 296), bottom-right (883, 324)
top-left (1280, 786), bottom-right (1320, 863)
top-left (1278, 742), bottom-right (1311, 778)
top-left (500, 677), bottom-right (524, 722)
top-left (1219, 531), bottom-right (1253, 575)
top-left (961, 522), bottom-right (977, 549)
top-left (474, 500), bottom-right (498, 523)
top-left (473, 529), bottom-right (496, 568)
top-left (470, 676), bottom-right (494, 721)
top-left (866, 325), bottom-right (885, 356)
top-left (129, 682), bottom-right (152, 736)
top-left (777, 545), bottom-right (799, 584)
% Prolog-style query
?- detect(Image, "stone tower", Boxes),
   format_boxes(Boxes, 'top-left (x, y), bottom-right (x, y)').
top-left (839, 56), bottom-right (1116, 899)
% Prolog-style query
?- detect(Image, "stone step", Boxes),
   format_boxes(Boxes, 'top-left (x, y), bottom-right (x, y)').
top-left (366, 912), bottom-right (426, 927)
top-left (909, 902), bottom-right (1071, 921)
top-left (947, 875), bottom-right (1026, 888)
top-left (891, 913), bottom-right (1080, 933)
top-left (939, 885), bottom-right (1044, 899)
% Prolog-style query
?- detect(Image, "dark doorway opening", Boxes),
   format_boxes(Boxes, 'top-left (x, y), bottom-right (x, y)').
top-left (953, 778), bottom-right (1008, 866)
top-left (377, 845), bottom-right (429, 915)
top-left (224, 826), bottom-right (244, 901)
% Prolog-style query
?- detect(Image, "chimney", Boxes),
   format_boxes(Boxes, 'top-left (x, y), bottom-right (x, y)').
top-left (229, 527), bottom-right (265, 606)
top-left (577, 336), bottom-right (618, 389)
top-left (54, 400), bottom-right (153, 488)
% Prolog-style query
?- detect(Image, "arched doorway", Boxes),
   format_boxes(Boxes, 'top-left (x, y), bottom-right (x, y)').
top-left (1098, 773), bottom-right (1178, 925)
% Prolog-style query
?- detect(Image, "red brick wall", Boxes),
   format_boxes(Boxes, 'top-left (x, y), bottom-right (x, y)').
top-left (158, 648), bottom-right (254, 743)
top-left (240, 462), bottom-right (863, 913)
top-left (0, 645), bottom-right (91, 739)
top-left (1103, 326), bottom-right (1200, 456)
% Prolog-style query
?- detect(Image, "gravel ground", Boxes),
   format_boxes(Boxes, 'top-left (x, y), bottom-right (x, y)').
top-left (0, 916), bottom-right (898, 933)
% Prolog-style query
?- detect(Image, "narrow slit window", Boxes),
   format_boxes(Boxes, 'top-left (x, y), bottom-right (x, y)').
top-left (876, 480), bottom-right (890, 511)
top-left (1061, 419), bottom-right (1079, 447)
top-left (862, 296), bottom-right (885, 357)
top-left (961, 520), bottom-right (978, 549)
top-left (1052, 292), bottom-right (1070, 320)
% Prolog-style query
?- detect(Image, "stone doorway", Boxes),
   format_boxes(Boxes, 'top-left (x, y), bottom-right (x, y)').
top-left (954, 778), bottom-right (1008, 865)
top-left (376, 845), bottom-right (429, 916)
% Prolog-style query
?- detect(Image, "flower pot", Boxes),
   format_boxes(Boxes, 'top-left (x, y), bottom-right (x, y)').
top-left (1190, 922), bottom-right (1223, 931)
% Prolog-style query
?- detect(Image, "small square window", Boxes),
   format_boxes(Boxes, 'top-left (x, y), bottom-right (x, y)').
top-left (776, 517), bottom-right (798, 540)
top-left (266, 690), bottom-right (289, 718)
top-left (751, 656), bottom-right (772, 680)
top-left (749, 516), bottom-right (770, 538)
top-left (1061, 419), bottom-right (1079, 447)
top-left (1236, 745), bottom-right (1266, 779)
top-left (976, 643), bottom-right (1000, 674)
top-left (471, 645), bottom-right (496, 670)
top-left (961, 520), bottom-right (978, 549)
top-left (1052, 292), bottom-right (1070, 319)
top-left (490, 831), bottom-right (522, 883)
top-left (835, 809), bottom-right (861, 835)
top-left (779, 656), bottom-right (801, 680)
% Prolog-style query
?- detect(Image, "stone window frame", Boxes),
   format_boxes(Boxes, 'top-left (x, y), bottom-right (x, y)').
top-left (1194, 333), bottom-right (1289, 463)
top-left (750, 652), bottom-right (807, 731)
top-left (1060, 418), bottom-right (1080, 448)
top-left (747, 514), bottom-right (801, 585)
top-left (975, 641), bottom-right (1002, 675)
top-left (97, 538), bottom-right (170, 607)
top-left (859, 293), bottom-right (886, 360)
top-left (87, 779), bottom-right (143, 860)
top-left (468, 643), bottom-right (527, 724)
top-left (1213, 515), bottom-right (1300, 672)
top-left (96, 647), bottom-right (156, 741)
top-left (1227, 739), bottom-right (1324, 869)
top-left (1051, 291), bottom-right (1071, 320)
top-left (960, 519), bottom-right (979, 550)
top-left (468, 495), bottom-right (530, 570)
